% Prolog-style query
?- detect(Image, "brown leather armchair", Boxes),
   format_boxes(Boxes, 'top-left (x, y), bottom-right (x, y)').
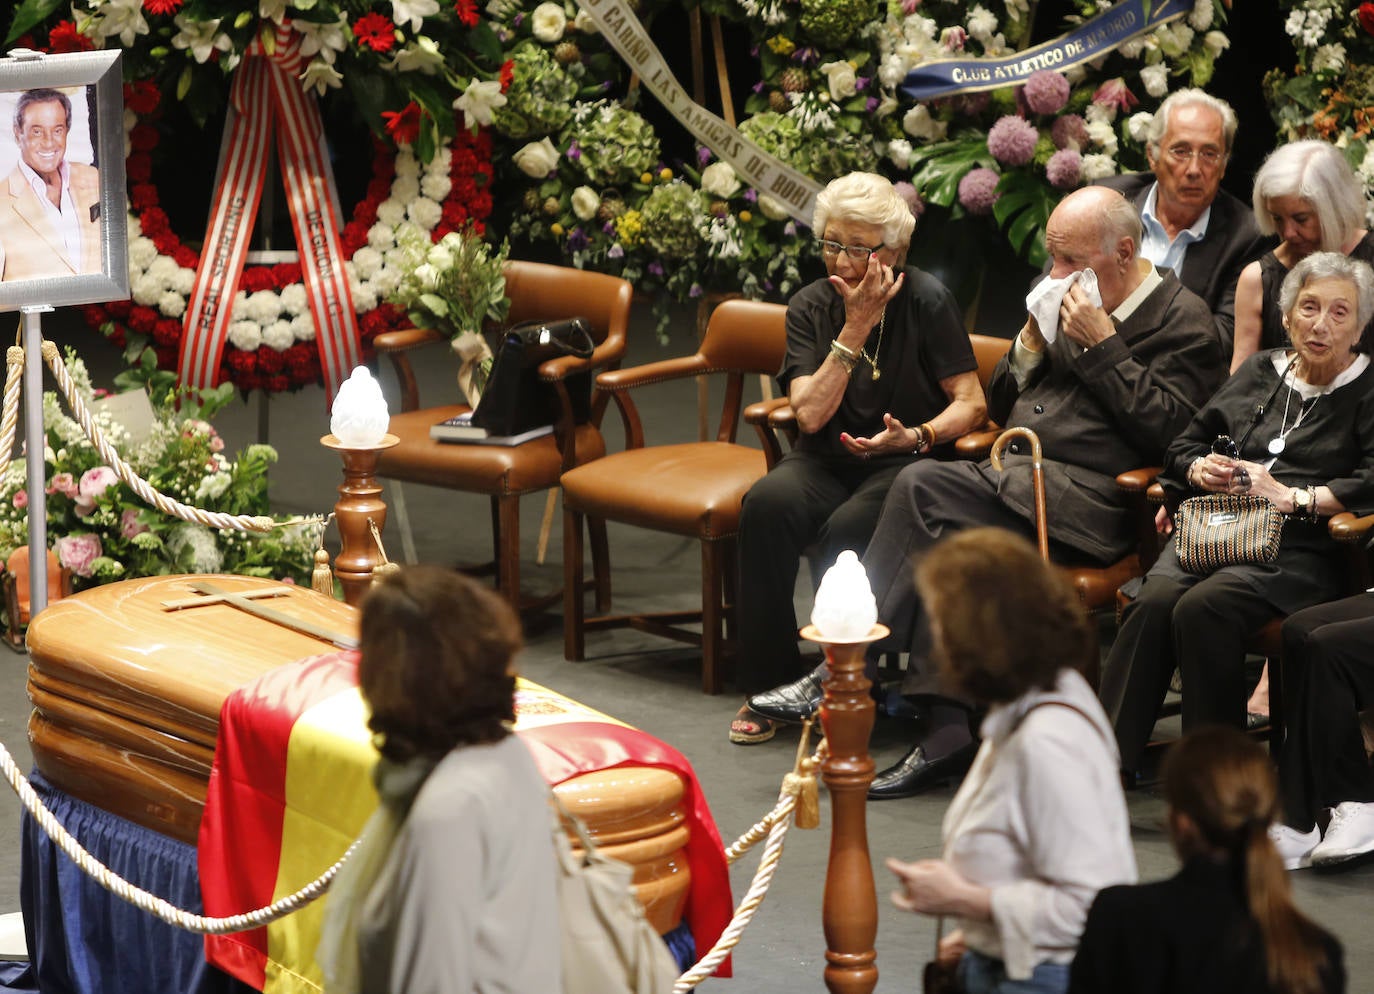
top-left (373, 260), bottom-right (633, 610)
top-left (2, 547), bottom-right (71, 649)
top-left (560, 298), bottom-right (789, 694)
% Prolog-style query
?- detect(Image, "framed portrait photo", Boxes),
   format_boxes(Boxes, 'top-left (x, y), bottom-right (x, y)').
top-left (0, 49), bottom-right (128, 312)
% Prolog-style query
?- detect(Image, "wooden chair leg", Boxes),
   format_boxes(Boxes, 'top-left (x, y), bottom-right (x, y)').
top-left (563, 506), bottom-right (586, 661)
top-left (700, 540), bottom-right (724, 695)
top-left (589, 517), bottom-right (612, 613)
top-left (496, 495), bottom-right (521, 609)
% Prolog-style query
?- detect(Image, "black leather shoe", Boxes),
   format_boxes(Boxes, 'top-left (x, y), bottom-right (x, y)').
top-left (747, 665), bottom-right (826, 723)
top-left (867, 741), bottom-right (978, 800)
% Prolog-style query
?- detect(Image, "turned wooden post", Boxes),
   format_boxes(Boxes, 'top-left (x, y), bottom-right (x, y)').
top-left (320, 434), bottom-right (399, 605)
top-left (803, 622), bottom-right (887, 994)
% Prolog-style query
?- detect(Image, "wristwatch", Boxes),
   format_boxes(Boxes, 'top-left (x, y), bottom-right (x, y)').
top-left (1291, 486), bottom-right (1313, 519)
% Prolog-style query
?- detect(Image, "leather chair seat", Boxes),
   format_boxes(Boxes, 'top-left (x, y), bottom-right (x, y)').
top-left (381, 405), bottom-right (607, 494)
top-left (1064, 554), bottom-right (1141, 613)
top-left (561, 443), bottom-right (765, 539)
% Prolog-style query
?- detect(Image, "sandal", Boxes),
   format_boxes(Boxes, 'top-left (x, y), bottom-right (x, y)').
top-left (729, 706), bottom-right (778, 745)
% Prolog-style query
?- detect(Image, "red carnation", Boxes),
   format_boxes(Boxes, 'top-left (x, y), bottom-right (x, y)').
top-left (153, 319), bottom-right (182, 346)
top-left (240, 268), bottom-right (276, 294)
top-left (454, 0), bottom-right (480, 27)
top-left (352, 11), bottom-right (396, 52)
top-left (128, 307), bottom-right (158, 334)
top-left (499, 59), bottom-right (515, 94)
top-left (226, 350), bottom-right (257, 373)
top-left (272, 262), bottom-right (302, 286)
top-left (81, 305), bottom-right (107, 326)
top-left (441, 200), bottom-right (469, 227)
top-left (124, 80), bottom-right (161, 115)
top-left (266, 375), bottom-right (291, 393)
top-left (129, 124), bottom-right (160, 152)
top-left (47, 21), bottom-right (94, 53)
top-left (130, 183), bottom-right (160, 211)
top-left (154, 346), bottom-right (178, 370)
top-left (257, 346), bottom-right (286, 374)
top-left (153, 233), bottom-right (179, 256)
top-left (126, 153), bottom-right (153, 183)
top-left (139, 207), bottom-right (169, 234)
top-left (1360, 2), bottom-right (1374, 35)
top-left (108, 327), bottom-right (127, 348)
top-left (105, 299), bottom-right (133, 320)
top-left (175, 245), bottom-right (200, 268)
top-left (142, 0), bottom-right (184, 15)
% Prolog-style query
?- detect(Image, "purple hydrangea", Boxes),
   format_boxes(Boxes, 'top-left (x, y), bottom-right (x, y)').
top-left (958, 168), bottom-right (1001, 216)
top-left (1050, 114), bottom-right (1090, 151)
top-left (1045, 149), bottom-right (1082, 190)
top-left (568, 228), bottom-right (589, 250)
top-left (894, 181), bottom-right (926, 223)
top-left (987, 116), bottom-right (1038, 167)
top-left (1022, 70), bottom-right (1070, 116)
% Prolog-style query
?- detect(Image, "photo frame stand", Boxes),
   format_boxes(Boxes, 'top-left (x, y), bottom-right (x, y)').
top-left (20, 305), bottom-right (50, 617)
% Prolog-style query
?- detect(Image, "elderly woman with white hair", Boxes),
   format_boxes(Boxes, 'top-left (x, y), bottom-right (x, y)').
top-left (1231, 139), bottom-right (1374, 373)
top-left (730, 171), bottom-right (987, 744)
top-left (1101, 252), bottom-right (1374, 787)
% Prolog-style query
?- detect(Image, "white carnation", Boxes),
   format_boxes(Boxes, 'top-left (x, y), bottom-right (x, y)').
top-left (371, 266), bottom-right (403, 296)
top-left (391, 175), bottom-right (420, 203)
top-left (878, 53), bottom-right (910, 88)
top-left (247, 290), bottom-right (282, 323)
top-left (128, 237), bottom-right (158, 271)
top-left (1188, 0), bottom-right (1213, 31)
top-left (157, 291), bottom-right (186, 318)
top-left (407, 196), bottom-right (443, 229)
top-left (351, 283), bottom-right (378, 312)
top-left (531, 1), bottom-right (567, 42)
top-left (367, 223), bottom-right (396, 250)
top-left (376, 199), bottom-right (406, 227)
top-left (131, 274), bottom-right (162, 306)
top-left (1080, 153), bottom-right (1117, 182)
top-left (352, 246), bottom-right (384, 279)
top-left (280, 283), bottom-right (309, 315)
top-left (757, 195), bottom-right (790, 221)
top-left (967, 5), bottom-right (998, 41)
top-left (1203, 30), bottom-right (1230, 56)
top-left (393, 151), bottom-right (420, 178)
top-left (1116, 38), bottom-right (1146, 60)
top-left (700, 162), bottom-right (742, 199)
top-left (263, 319), bottom-right (295, 351)
top-left (228, 320), bottom-right (263, 351)
top-left (903, 104), bottom-right (947, 141)
top-left (195, 472), bottom-right (233, 503)
top-left (1139, 63), bottom-right (1170, 98)
top-left (1312, 43), bottom-right (1345, 74)
top-left (147, 255), bottom-right (181, 285)
top-left (172, 268), bottom-right (196, 295)
top-left (126, 214), bottom-right (142, 239)
top-left (1084, 103), bottom-right (1116, 126)
top-left (231, 291), bottom-right (249, 320)
top-left (1126, 111), bottom-right (1154, 143)
top-left (290, 312), bottom-right (317, 342)
top-left (887, 138), bottom-right (915, 169)
top-left (420, 172), bottom-right (452, 200)
top-left (1085, 118), bottom-right (1119, 155)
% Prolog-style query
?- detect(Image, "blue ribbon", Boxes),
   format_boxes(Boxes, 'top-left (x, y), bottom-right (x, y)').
top-left (900, 0), bottom-right (1190, 102)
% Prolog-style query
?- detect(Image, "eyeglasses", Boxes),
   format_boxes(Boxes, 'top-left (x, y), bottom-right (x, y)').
top-left (818, 239), bottom-right (885, 262)
top-left (1164, 144), bottom-right (1225, 167)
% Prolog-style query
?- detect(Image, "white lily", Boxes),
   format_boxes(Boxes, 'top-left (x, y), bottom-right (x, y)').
top-left (296, 12), bottom-right (349, 61)
top-left (453, 79), bottom-right (507, 127)
top-left (95, 0), bottom-right (149, 47)
top-left (387, 36), bottom-right (446, 74)
top-left (299, 58), bottom-right (345, 95)
top-left (171, 13), bottom-right (232, 65)
top-left (391, 0), bottom-right (441, 32)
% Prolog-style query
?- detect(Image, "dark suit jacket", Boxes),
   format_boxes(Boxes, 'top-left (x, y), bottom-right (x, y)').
top-left (1069, 857), bottom-right (1345, 994)
top-left (985, 269), bottom-right (1226, 563)
top-left (1096, 172), bottom-right (1269, 351)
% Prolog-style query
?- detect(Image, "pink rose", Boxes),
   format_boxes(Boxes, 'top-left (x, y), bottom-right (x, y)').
top-left (12, 490), bottom-right (26, 509)
top-left (120, 509), bottom-right (149, 539)
top-left (75, 466), bottom-right (119, 515)
top-left (54, 533), bottom-right (102, 578)
top-left (47, 472), bottom-right (77, 498)
top-left (210, 436), bottom-right (225, 452)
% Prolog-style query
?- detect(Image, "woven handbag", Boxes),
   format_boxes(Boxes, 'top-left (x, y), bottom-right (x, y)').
top-left (1174, 493), bottom-right (1283, 575)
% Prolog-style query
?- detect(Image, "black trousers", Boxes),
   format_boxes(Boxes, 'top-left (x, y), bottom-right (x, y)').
top-left (1279, 594), bottom-right (1374, 830)
top-left (734, 451), bottom-right (909, 695)
top-left (1100, 570), bottom-right (1279, 773)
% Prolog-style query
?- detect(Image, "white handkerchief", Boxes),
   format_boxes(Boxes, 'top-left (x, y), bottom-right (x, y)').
top-left (1024, 268), bottom-right (1102, 344)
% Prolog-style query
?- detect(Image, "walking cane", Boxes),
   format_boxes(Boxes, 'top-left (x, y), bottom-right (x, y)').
top-left (990, 427), bottom-right (1049, 562)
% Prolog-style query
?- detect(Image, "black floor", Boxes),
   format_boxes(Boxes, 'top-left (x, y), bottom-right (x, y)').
top-left (0, 301), bottom-right (1369, 992)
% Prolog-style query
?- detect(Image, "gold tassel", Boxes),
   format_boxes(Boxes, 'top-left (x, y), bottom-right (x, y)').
top-left (787, 719), bottom-right (821, 830)
top-left (311, 548), bottom-right (334, 596)
top-left (367, 517), bottom-right (402, 584)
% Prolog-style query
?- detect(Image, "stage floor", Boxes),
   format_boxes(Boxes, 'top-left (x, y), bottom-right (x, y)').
top-left (1, 302), bottom-right (1371, 993)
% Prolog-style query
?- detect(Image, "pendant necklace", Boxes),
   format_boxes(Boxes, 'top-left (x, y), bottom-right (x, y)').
top-left (1268, 361), bottom-right (1322, 456)
top-left (860, 309), bottom-right (886, 381)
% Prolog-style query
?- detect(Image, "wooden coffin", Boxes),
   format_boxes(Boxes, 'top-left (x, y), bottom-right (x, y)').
top-left (26, 574), bottom-right (690, 934)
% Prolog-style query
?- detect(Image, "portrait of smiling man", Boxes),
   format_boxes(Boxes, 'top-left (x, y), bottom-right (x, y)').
top-left (0, 87), bottom-right (102, 284)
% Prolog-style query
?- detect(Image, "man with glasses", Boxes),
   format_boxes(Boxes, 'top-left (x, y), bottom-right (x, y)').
top-left (1098, 88), bottom-right (1268, 351)
top-left (728, 171), bottom-right (988, 745)
top-left (749, 186), bottom-right (1228, 796)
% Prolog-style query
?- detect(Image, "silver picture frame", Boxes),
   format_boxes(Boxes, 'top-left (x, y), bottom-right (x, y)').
top-left (0, 48), bottom-right (128, 311)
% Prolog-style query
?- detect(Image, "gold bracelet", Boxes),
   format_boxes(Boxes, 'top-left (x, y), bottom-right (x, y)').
top-left (829, 339), bottom-right (858, 374)
top-left (918, 422), bottom-right (935, 452)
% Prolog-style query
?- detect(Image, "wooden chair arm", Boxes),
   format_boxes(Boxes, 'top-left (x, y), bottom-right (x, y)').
top-left (1116, 467), bottom-right (1162, 493)
top-left (1146, 482), bottom-right (1167, 504)
top-left (745, 397), bottom-right (792, 470)
top-left (594, 354), bottom-right (710, 391)
top-left (536, 337), bottom-right (627, 383)
top-left (1329, 512), bottom-right (1374, 543)
top-left (372, 327), bottom-right (446, 352)
top-left (954, 427), bottom-right (1001, 459)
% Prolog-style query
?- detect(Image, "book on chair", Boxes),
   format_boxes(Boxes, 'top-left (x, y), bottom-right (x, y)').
top-left (430, 412), bottom-right (554, 445)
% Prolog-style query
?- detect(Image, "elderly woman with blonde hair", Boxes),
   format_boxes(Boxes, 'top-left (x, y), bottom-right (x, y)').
top-left (731, 171), bottom-right (987, 745)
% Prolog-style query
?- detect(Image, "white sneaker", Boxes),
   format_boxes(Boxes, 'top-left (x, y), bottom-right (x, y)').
top-left (1311, 801), bottom-right (1374, 867)
top-left (1268, 823), bottom-right (1320, 870)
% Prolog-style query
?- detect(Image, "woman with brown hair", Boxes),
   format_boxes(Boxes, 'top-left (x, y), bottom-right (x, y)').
top-left (317, 566), bottom-right (561, 994)
top-left (1069, 727), bottom-right (1344, 994)
top-left (885, 528), bottom-right (1135, 994)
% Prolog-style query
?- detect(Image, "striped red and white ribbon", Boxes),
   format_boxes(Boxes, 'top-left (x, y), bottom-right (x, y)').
top-left (179, 24), bottom-right (361, 401)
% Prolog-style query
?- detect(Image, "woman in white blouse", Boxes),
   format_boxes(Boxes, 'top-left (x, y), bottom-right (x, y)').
top-left (886, 528), bottom-right (1137, 994)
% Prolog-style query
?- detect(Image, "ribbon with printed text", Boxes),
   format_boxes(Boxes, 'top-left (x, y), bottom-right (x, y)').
top-left (179, 24), bottom-right (360, 401)
top-left (901, 0), bottom-right (1190, 101)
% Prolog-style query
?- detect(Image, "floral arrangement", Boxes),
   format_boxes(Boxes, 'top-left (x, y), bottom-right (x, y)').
top-left (1265, 0), bottom-right (1374, 211)
top-left (389, 227), bottom-right (511, 341)
top-left (0, 352), bottom-right (319, 596)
